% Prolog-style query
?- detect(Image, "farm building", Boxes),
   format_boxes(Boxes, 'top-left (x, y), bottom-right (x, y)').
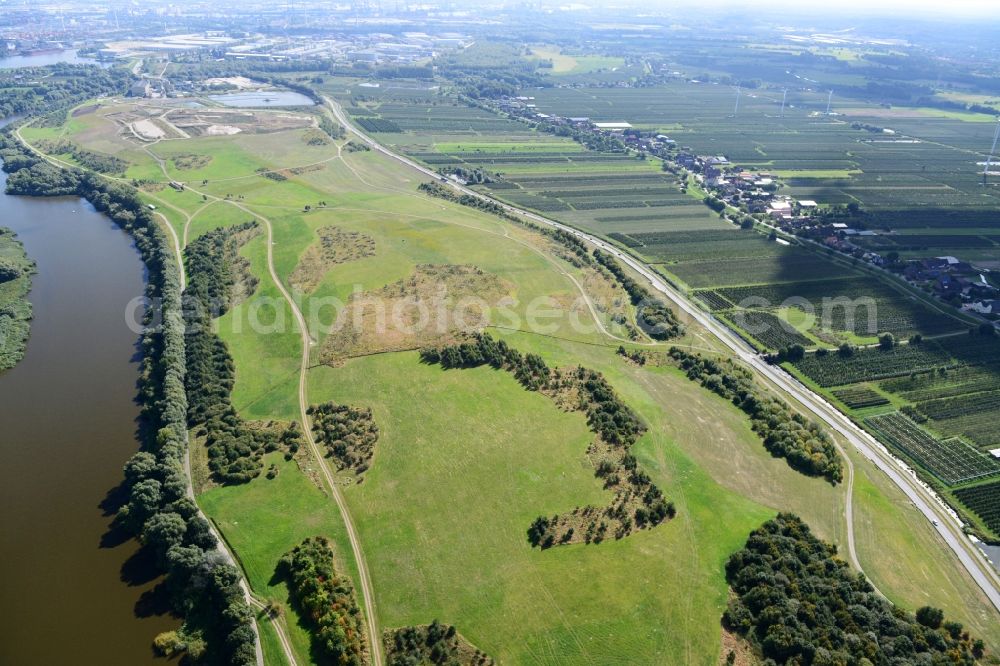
top-left (593, 122), bottom-right (632, 133)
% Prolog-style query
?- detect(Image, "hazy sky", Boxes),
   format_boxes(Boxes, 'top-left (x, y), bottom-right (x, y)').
top-left (675, 0), bottom-right (998, 17)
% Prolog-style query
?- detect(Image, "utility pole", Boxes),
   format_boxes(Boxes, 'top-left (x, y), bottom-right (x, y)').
top-left (983, 119), bottom-right (1000, 184)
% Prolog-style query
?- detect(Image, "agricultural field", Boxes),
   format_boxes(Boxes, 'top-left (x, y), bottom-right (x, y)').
top-left (954, 480), bottom-right (1000, 539)
top-left (793, 340), bottom-right (957, 387)
top-left (864, 412), bottom-right (1000, 486)
top-left (695, 273), bottom-right (963, 347)
top-left (321, 80), bottom-right (728, 238)
top-left (524, 80), bottom-right (1000, 275)
top-left (327, 76), bottom-right (970, 356)
top-left (30, 89), bottom-right (1000, 663)
top-left (526, 82), bottom-right (1000, 213)
top-left (831, 385), bottom-right (891, 409)
top-left (721, 309), bottom-right (815, 351)
top-left (791, 332), bottom-right (1000, 500)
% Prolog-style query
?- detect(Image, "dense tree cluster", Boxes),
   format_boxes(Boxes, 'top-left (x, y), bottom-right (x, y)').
top-left (549, 228), bottom-right (592, 265)
top-left (0, 64), bottom-right (130, 120)
top-left (669, 348), bottom-right (843, 483)
top-left (256, 167), bottom-right (287, 181)
top-left (703, 195), bottom-right (727, 213)
top-left (344, 140), bottom-right (370, 153)
top-left (278, 537), bottom-right (367, 665)
top-left (0, 256), bottom-right (21, 282)
top-left (593, 250), bottom-right (684, 340)
top-left (35, 138), bottom-right (128, 175)
top-left (0, 227), bottom-right (35, 372)
top-left (445, 166), bottom-right (494, 184)
top-left (386, 621), bottom-right (495, 666)
top-left (420, 332), bottom-right (552, 390)
top-left (421, 333), bottom-right (675, 547)
top-left (418, 181), bottom-right (523, 224)
top-left (0, 135), bottom-right (257, 663)
top-left (308, 402), bottom-right (379, 475)
top-left (436, 44), bottom-right (548, 99)
top-left (183, 223), bottom-right (275, 484)
top-left (726, 514), bottom-right (986, 664)
top-left (527, 116), bottom-right (627, 153)
top-left (318, 115), bottom-right (346, 141)
top-left (0, 134), bottom-right (81, 196)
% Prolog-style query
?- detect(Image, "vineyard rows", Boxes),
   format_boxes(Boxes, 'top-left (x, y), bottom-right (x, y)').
top-left (864, 412), bottom-right (1000, 485)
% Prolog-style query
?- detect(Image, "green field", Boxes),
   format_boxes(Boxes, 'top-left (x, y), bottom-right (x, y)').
top-left (35, 92), bottom-right (1000, 663)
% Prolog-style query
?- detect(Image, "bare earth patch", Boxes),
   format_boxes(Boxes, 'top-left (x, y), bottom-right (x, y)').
top-left (169, 108), bottom-right (312, 136)
top-left (319, 264), bottom-right (510, 365)
top-left (205, 124), bottom-right (242, 136)
top-left (289, 225), bottom-right (375, 294)
top-left (203, 76), bottom-right (261, 89)
top-left (132, 119), bottom-right (165, 140)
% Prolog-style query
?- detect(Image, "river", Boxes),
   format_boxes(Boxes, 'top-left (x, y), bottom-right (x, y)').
top-left (0, 133), bottom-right (173, 662)
top-left (0, 49), bottom-right (98, 69)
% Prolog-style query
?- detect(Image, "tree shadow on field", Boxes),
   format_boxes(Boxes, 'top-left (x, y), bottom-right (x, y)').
top-left (270, 562), bottom-right (334, 665)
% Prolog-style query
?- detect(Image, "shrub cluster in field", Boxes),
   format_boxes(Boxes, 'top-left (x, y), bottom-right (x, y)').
top-left (0, 227), bottom-right (35, 372)
top-left (289, 225), bottom-right (375, 294)
top-left (278, 537), bottom-right (368, 665)
top-left (420, 333), bottom-right (675, 547)
top-left (256, 166), bottom-right (287, 181)
top-left (171, 153), bottom-right (212, 171)
top-left (592, 249), bottom-right (684, 340)
top-left (0, 133), bottom-right (257, 663)
top-left (669, 348), bottom-right (843, 483)
top-left (385, 622), bottom-right (495, 666)
top-left (308, 402), bottom-right (379, 475)
top-left (725, 513), bottom-right (986, 664)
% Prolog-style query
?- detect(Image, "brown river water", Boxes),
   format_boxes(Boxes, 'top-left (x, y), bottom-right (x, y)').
top-left (0, 158), bottom-right (174, 663)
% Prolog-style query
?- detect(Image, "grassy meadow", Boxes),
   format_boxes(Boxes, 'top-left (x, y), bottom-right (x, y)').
top-left (29, 95), bottom-right (1000, 664)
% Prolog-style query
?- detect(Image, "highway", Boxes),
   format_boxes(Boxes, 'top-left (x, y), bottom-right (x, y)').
top-left (327, 97), bottom-right (1000, 614)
